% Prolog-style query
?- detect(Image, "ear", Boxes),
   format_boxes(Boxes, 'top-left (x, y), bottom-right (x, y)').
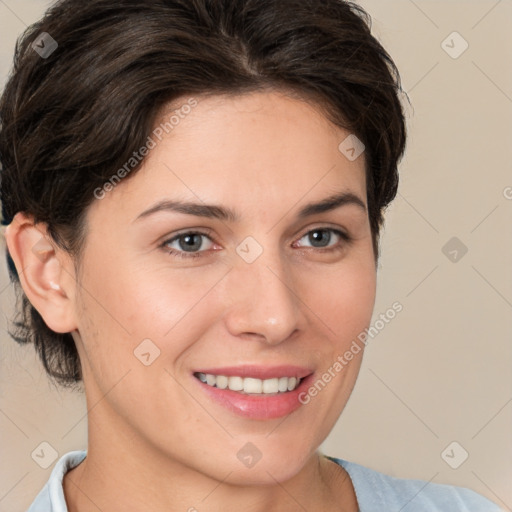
top-left (4, 212), bottom-right (78, 334)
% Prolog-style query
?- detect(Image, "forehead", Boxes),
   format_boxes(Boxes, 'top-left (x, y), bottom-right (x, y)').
top-left (89, 90), bottom-right (367, 223)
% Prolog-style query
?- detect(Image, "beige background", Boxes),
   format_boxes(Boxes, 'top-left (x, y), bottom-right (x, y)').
top-left (0, 1), bottom-right (511, 510)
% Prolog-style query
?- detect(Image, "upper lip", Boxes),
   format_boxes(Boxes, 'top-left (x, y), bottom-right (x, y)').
top-left (193, 365), bottom-right (314, 380)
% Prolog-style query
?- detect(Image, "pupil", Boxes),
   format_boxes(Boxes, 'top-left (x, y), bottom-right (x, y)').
top-left (310, 230), bottom-right (330, 247)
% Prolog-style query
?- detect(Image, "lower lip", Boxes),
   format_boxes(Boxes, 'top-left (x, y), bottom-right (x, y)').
top-left (193, 373), bottom-right (315, 420)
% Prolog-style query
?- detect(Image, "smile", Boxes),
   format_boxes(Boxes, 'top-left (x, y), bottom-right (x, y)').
top-left (194, 372), bottom-right (302, 394)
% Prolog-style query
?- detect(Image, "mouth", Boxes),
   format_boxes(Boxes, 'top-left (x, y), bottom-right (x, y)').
top-left (193, 372), bottom-right (303, 395)
top-left (191, 365), bottom-right (315, 420)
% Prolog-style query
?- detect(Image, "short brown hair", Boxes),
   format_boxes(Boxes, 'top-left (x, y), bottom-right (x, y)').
top-left (0, 0), bottom-right (407, 389)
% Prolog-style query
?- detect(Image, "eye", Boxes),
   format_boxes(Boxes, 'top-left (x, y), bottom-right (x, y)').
top-left (294, 227), bottom-right (351, 251)
top-left (160, 227), bottom-right (351, 260)
top-left (161, 230), bottom-right (215, 259)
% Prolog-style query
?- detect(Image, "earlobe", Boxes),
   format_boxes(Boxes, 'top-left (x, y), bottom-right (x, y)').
top-left (4, 212), bottom-right (78, 334)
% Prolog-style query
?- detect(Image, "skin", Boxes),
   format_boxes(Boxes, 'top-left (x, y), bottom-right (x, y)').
top-left (6, 89), bottom-right (377, 511)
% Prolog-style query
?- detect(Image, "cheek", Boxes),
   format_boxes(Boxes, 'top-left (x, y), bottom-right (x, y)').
top-left (301, 252), bottom-right (376, 343)
top-left (120, 264), bottom-right (232, 339)
top-left (75, 252), bottom-right (229, 366)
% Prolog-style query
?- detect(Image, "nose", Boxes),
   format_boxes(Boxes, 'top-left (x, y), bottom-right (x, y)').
top-left (223, 246), bottom-right (303, 345)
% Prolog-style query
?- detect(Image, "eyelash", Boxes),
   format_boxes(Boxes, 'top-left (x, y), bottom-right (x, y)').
top-left (160, 227), bottom-right (352, 260)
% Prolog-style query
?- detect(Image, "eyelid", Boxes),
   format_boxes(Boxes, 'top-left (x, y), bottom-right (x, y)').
top-left (293, 226), bottom-right (350, 250)
top-left (159, 228), bottom-right (217, 249)
top-left (162, 226), bottom-right (215, 241)
top-left (295, 223), bottom-right (350, 241)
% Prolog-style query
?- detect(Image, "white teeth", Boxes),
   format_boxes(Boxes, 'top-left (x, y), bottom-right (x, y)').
top-left (228, 376), bottom-right (243, 391)
top-left (287, 377), bottom-right (297, 391)
top-left (278, 376), bottom-right (288, 392)
top-left (195, 373), bottom-right (303, 394)
top-left (263, 377), bottom-right (279, 393)
top-left (244, 377), bottom-right (262, 394)
top-left (216, 375), bottom-right (229, 389)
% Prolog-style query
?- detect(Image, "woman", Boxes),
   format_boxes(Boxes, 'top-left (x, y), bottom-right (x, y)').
top-left (0, 0), bottom-right (502, 510)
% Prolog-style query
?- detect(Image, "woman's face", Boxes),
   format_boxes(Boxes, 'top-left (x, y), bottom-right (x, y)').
top-left (70, 90), bottom-right (376, 483)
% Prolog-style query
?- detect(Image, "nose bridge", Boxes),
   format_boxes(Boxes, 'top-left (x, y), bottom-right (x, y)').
top-left (224, 240), bottom-right (301, 343)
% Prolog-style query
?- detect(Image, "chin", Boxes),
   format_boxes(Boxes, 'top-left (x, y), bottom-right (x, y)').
top-left (224, 439), bottom-right (314, 485)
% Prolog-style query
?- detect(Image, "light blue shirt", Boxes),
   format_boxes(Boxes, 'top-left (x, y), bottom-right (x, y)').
top-left (27, 450), bottom-right (503, 511)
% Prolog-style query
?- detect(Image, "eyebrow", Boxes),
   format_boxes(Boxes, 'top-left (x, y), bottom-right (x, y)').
top-left (133, 191), bottom-right (367, 223)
